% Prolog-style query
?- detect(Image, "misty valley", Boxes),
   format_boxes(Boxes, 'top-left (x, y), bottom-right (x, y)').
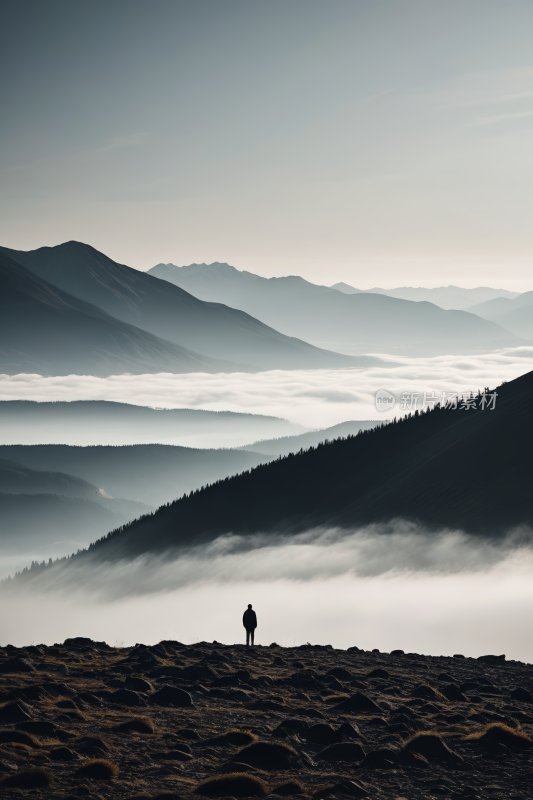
top-left (1, 240), bottom-right (533, 800)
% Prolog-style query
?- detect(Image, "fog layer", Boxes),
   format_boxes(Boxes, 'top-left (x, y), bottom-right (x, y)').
top-left (1, 347), bottom-right (533, 431)
top-left (4, 526), bottom-right (533, 661)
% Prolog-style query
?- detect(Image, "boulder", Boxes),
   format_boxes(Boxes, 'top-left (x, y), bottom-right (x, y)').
top-left (236, 741), bottom-right (300, 770)
top-left (326, 667), bottom-right (353, 681)
top-left (335, 692), bottom-right (382, 714)
top-left (403, 733), bottom-right (463, 763)
top-left (0, 701), bottom-right (33, 723)
top-left (510, 687), bottom-right (533, 703)
top-left (441, 684), bottom-right (467, 702)
top-left (304, 723), bottom-right (342, 746)
top-left (477, 654), bottom-right (505, 664)
top-left (411, 684), bottom-right (440, 700)
top-left (0, 657), bottom-right (35, 673)
top-left (125, 677), bottom-right (153, 693)
top-left (150, 685), bottom-right (193, 707)
top-left (367, 669), bottom-right (390, 679)
top-left (49, 747), bottom-right (78, 761)
top-left (110, 689), bottom-right (145, 707)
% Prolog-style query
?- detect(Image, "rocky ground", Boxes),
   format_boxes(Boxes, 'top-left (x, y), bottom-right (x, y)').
top-left (0, 638), bottom-right (532, 799)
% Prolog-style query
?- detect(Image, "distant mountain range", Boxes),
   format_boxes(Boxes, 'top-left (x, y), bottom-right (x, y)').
top-left (0, 242), bottom-right (378, 372)
top-left (467, 291), bottom-right (533, 339)
top-left (0, 401), bottom-right (305, 448)
top-left (331, 282), bottom-right (519, 309)
top-left (0, 443), bottom-right (273, 509)
top-left (66, 366), bottom-right (533, 561)
top-left (148, 262), bottom-right (520, 356)
top-left (0, 456), bottom-right (153, 571)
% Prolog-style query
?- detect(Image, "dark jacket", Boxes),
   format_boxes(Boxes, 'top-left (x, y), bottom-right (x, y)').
top-left (243, 609), bottom-right (257, 630)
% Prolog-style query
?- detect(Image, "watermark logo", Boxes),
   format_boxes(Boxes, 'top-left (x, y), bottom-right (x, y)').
top-left (374, 389), bottom-right (498, 413)
top-left (375, 389), bottom-right (396, 412)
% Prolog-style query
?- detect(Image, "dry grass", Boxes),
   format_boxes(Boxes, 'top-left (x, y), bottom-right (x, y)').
top-left (77, 735), bottom-right (110, 752)
top-left (56, 698), bottom-right (78, 709)
top-left (195, 772), bottom-right (269, 797)
top-left (464, 723), bottom-right (532, 748)
top-left (0, 767), bottom-right (54, 788)
top-left (116, 715), bottom-right (156, 734)
top-left (274, 779), bottom-right (307, 795)
top-left (76, 757), bottom-right (120, 779)
top-left (402, 730), bottom-right (463, 762)
top-left (225, 728), bottom-right (257, 746)
top-left (0, 729), bottom-right (40, 748)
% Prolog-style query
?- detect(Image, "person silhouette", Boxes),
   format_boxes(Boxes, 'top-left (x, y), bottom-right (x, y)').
top-left (243, 604), bottom-right (257, 646)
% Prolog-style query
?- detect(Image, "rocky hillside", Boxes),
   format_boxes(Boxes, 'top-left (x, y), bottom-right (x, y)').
top-left (0, 638), bottom-right (532, 798)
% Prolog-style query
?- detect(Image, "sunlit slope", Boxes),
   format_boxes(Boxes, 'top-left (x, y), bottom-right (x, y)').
top-left (1, 242), bottom-right (379, 369)
top-left (84, 368), bottom-right (533, 558)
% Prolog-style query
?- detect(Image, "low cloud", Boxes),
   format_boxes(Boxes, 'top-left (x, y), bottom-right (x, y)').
top-left (8, 522), bottom-right (533, 601)
top-left (3, 524), bottom-right (533, 660)
top-left (0, 347), bottom-right (531, 434)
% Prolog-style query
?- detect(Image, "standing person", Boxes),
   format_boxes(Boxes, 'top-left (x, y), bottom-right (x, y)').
top-left (243, 604), bottom-right (257, 646)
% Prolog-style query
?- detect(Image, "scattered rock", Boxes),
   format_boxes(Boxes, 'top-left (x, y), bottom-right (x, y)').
top-left (317, 742), bottom-right (366, 762)
top-left (327, 667), bottom-right (353, 681)
top-left (195, 772), bottom-right (269, 796)
top-left (116, 716), bottom-right (155, 734)
top-left (304, 723), bottom-right (342, 745)
top-left (510, 687), bottom-right (533, 703)
top-left (49, 746), bottom-right (78, 761)
top-left (411, 684), bottom-right (442, 700)
top-left (464, 722), bottom-right (532, 749)
top-left (441, 684), bottom-right (467, 702)
top-left (367, 668), bottom-right (390, 679)
top-left (0, 700), bottom-right (33, 723)
top-left (477, 654), bottom-right (506, 663)
top-left (0, 657), bottom-right (35, 673)
top-left (110, 688), bottom-right (146, 707)
top-left (0, 729), bottom-right (40, 748)
top-left (403, 732), bottom-right (463, 763)
top-left (0, 767), bottom-right (53, 788)
top-left (150, 685), bottom-right (193, 707)
top-left (335, 692), bottom-right (382, 714)
top-left (125, 676), bottom-right (153, 693)
top-left (236, 741), bottom-right (300, 770)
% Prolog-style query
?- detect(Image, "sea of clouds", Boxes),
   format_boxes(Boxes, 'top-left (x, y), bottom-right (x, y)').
top-left (3, 348), bottom-right (533, 658)
top-left (1, 347), bottom-right (533, 434)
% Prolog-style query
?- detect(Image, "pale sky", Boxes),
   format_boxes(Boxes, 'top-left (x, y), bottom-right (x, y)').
top-left (3, 0), bottom-right (533, 289)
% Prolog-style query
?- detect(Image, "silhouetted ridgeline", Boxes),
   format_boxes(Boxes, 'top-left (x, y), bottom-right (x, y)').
top-left (0, 250), bottom-right (241, 376)
top-left (147, 261), bottom-right (520, 356)
top-left (9, 370), bottom-right (531, 581)
top-left (0, 241), bottom-right (379, 371)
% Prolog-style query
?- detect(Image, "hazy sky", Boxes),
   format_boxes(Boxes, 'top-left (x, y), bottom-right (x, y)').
top-left (3, 0), bottom-right (533, 288)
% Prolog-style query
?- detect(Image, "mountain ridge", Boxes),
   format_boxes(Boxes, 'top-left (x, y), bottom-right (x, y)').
top-left (0, 251), bottom-right (246, 376)
top-left (0, 242), bottom-right (380, 370)
top-left (147, 261), bottom-right (520, 356)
